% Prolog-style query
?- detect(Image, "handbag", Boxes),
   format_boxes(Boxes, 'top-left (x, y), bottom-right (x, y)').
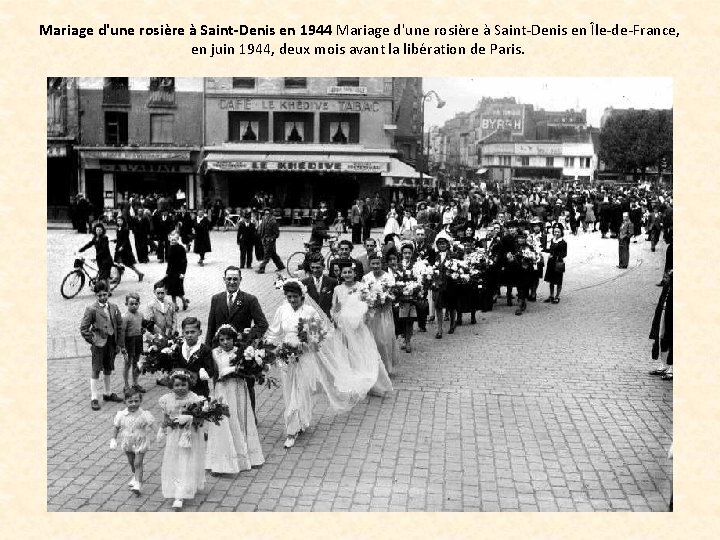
top-left (555, 260), bottom-right (565, 273)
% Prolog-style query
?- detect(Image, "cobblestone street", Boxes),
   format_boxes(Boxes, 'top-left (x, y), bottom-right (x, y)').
top-left (47, 227), bottom-right (672, 512)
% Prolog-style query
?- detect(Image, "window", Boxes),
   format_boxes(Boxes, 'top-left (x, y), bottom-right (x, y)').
top-left (229, 112), bottom-right (269, 142)
top-left (150, 114), bottom-right (174, 144)
top-left (284, 77), bottom-right (307, 89)
top-left (273, 113), bottom-right (313, 142)
top-left (518, 156), bottom-right (530, 166)
top-left (103, 77), bottom-right (129, 105)
top-left (564, 157), bottom-right (575, 167)
top-left (232, 78), bottom-right (255, 89)
top-left (580, 157), bottom-right (591, 168)
top-left (149, 77), bottom-right (174, 91)
top-left (546, 157), bottom-right (554, 167)
top-left (320, 113), bottom-right (359, 144)
top-left (105, 111), bottom-right (128, 145)
top-left (499, 155), bottom-right (511, 166)
top-left (337, 77), bottom-right (359, 86)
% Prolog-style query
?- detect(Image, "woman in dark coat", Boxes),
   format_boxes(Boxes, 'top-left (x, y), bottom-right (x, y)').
top-left (113, 216), bottom-right (144, 281)
top-left (133, 209), bottom-right (152, 263)
top-left (648, 271), bottom-right (673, 380)
top-left (192, 209), bottom-right (212, 266)
top-left (455, 238), bottom-right (480, 325)
top-left (165, 232), bottom-right (189, 311)
top-left (543, 223), bottom-right (567, 304)
top-left (78, 223), bottom-right (114, 282)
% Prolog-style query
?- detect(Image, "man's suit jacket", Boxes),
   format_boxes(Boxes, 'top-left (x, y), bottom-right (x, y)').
top-left (619, 221), bottom-right (634, 241)
top-left (206, 290), bottom-right (269, 347)
top-left (301, 275), bottom-right (338, 318)
top-left (80, 301), bottom-right (124, 351)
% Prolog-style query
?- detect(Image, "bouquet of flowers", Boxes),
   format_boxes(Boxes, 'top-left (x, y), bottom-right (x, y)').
top-left (392, 262), bottom-right (425, 302)
top-left (465, 249), bottom-right (492, 291)
top-left (297, 315), bottom-right (329, 350)
top-left (518, 247), bottom-right (539, 269)
top-left (274, 334), bottom-right (304, 364)
top-left (177, 397), bottom-right (231, 430)
top-left (359, 280), bottom-right (395, 309)
top-left (138, 332), bottom-right (180, 375)
top-left (216, 328), bottom-right (281, 389)
top-left (443, 258), bottom-right (472, 284)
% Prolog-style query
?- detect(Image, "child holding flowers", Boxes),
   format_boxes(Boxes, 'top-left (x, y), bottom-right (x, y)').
top-left (158, 369), bottom-right (207, 511)
top-left (206, 324), bottom-right (264, 474)
top-left (109, 388), bottom-right (155, 494)
top-left (396, 243), bottom-right (423, 353)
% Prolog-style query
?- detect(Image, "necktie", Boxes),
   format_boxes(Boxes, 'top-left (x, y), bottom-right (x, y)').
top-left (227, 293), bottom-right (234, 311)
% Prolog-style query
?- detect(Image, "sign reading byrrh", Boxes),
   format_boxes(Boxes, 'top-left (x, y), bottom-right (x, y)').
top-left (206, 159), bottom-right (388, 173)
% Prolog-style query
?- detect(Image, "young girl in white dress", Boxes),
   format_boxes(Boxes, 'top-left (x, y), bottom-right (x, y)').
top-left (158, 369), bottom-right (207, 511)
top-left (332, 264), bottom-right (393, 396)
top-left (206, 324), bottom-right (264, 474)
top-left (109, 388), bottom-right (155, 494)
top-left (362, 252), bottom-right (400, 374)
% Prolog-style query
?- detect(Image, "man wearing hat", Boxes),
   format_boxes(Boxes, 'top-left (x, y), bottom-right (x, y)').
top-left (618, 211), bottom-right (634, 269)
top-left (236, 210), bottom-right (256, 269)
top-left (256, 207), bottom-right (285, 274)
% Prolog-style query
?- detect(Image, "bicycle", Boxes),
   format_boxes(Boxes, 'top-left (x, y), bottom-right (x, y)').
top-left (285, 234), bottom-right (339, 278)
top-left (60, 255), bottom-right (123, 299)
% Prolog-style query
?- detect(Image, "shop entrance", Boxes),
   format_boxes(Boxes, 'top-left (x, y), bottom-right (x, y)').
top-left (114, 172), bottom-right (188, 201)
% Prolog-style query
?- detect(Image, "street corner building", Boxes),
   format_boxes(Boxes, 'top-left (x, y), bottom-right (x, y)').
top-left (47, 77), bottom-right (431, 218)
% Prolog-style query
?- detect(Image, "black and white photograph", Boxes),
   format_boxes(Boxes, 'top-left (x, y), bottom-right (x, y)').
top-left (47, 76), bottom-right (673, 512)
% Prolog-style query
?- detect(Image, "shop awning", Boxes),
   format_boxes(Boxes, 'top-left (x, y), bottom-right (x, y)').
top-left (381, 158), bottom-right (435, 187)
top-left (203, 152), bottom-right (391, 174)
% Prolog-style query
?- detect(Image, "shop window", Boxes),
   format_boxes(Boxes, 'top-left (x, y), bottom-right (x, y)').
top-left (150, 114), bottom-right (174, 144)
top-left (229, 112), bottom-right (268, 142)
top-left (337, 77), bottom-right (359, 87)
top-left (232, 78), bottom-right (255, 89)
top-left (273, 113), bottom-right (313, 143)
top-left (320, 113), bottom-right (359, 144)
top-left (546, 157), bottom-right (554, 167)
top-left (105, 111), bottom-right (128, 145)
top-left (284, 77), bottom-right (307, 89)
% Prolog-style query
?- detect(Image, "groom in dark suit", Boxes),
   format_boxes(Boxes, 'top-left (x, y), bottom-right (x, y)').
top-left (206, 265), bottom-right (269, 412)
top-left (301, 254), bottom-right (337, 318)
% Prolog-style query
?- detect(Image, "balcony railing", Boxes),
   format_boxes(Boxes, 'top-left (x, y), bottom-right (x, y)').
top-left (103, 86), bottom-right (130, 105)
top-left (148, 89), bottom-right (176, 107)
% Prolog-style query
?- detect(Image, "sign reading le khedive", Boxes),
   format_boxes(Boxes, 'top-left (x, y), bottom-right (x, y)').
top-left (207, 159), bottom-right (387, 173)
top-left (218, 98), bottom-right (381, 113)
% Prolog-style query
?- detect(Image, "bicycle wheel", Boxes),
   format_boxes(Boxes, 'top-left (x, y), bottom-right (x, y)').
top-left (286, 252), bottom-right (306, 278)
top-left (109, 264), bottom-right (123, 290)
top-left (60, 270), bottom-right (85, 299)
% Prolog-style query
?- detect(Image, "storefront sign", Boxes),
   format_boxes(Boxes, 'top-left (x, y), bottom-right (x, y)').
top-left (81, 150), bottom-right (192, 161)
top-left (327, 86), bottom-right (368, 95)
top-left (217, 98), bottom-right (381, 113)
top-left (47, 144), bottom-right (67, 157)
top-left (383, 177), bottom-right (434, 187)
top-left (206, 159), bottom-right (387, 173)
top-left (515, 143), bottom-right (562, 156)
top-left (100, 163), bottom-right (193, 173)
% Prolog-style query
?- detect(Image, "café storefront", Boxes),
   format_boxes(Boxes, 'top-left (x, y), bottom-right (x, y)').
top-left (77, 147), bottom-right (201, 211)
top-left (201, 144), bottom-right (395, 212)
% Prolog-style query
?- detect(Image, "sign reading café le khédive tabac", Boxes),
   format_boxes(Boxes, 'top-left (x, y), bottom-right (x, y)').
top-left (217, 98), bottom-right (382, 113)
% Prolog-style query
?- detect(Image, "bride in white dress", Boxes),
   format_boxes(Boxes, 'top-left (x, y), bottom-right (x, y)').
top-left (265, 279), bottom-right (382, 449)
top-left (331, 264), bottom-right (393, 396)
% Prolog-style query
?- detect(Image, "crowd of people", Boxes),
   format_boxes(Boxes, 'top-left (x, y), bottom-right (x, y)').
top-left (74, 180), bottom-right (673, 511)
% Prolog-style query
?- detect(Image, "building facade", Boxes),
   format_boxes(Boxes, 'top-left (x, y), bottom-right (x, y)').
top-left (47, 77), bottom-right (80, 220)
top-left (75, 77), bottom-right (203, 212)
top-left (480, 133), bottom-right (598, 183)
top-left (202, 77), bottom-right (410, 212)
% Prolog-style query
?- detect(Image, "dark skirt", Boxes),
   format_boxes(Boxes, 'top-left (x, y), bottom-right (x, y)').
top-left (164, 274), bottom-right (185, 297)
top-left (544, 256), bottom-right (564, 286)
top-left (433, 282), bottom-right (459, 310)
top-left (456, 283), bottom-right (480, 313)
top-left (114, 245), bottom-right (137, 266)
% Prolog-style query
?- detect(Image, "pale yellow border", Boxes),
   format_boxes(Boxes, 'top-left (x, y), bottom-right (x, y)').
top-left (1, 0), bottom-right (715, 537)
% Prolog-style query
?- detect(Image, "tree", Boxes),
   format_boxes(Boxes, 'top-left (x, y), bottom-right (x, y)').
top-left (599, 109), bottom-right (673, 180)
